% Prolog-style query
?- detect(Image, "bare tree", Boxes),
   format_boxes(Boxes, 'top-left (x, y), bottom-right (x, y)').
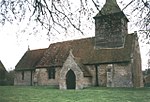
top-left (0, 0), bottom-right (150, 38)
top-left (121, 0), bottom-right (150, 43)
top-left (0, 0), bottom-right (98, 36)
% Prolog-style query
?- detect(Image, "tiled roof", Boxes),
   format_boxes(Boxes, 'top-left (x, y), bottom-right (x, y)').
top-left (15, 49), bottom-right (46, 71)
top-left (36, 34), bottom-right (134, 68)
top-left (74, 58), bottom-right (92, 77)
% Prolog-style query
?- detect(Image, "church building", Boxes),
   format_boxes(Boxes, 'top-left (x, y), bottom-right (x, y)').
top-left (14, 0), bottom-right (143, 89)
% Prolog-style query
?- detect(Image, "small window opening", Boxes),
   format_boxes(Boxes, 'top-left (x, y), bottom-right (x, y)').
top-left (48, 68), bottom-right (55, 79)
top-left (22, 71), bottom-right (24, 80)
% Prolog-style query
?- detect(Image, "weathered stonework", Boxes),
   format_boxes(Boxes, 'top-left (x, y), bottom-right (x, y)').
top-left (14, 71), bottom-right (33, 86)
top-left (98, 64), bottom-right (107, 86)
top-left (86, 65), bottom-right (96, 86)
top-left (88, 63), bottom-right (133, 87)
top-left (111, 63), bottom-right (133, 87)
top-left (132, 33), bottom-right (144, 87)
top-left (59, 51), bottom-right (84, 89)
top-left (33, 68), bottom-right (61, 86)
top-left (14, 0), bottom-right (143, 89)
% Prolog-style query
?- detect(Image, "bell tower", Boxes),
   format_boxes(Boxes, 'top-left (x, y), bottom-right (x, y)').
top-left (94, 0), bottom-right (128, 49)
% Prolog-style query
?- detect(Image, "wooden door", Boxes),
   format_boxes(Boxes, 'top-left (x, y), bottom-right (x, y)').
top-left (66, 69), bottom-right (76, 89)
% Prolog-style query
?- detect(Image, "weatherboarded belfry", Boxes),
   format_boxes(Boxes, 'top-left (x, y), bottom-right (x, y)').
top-left (14, 0), bottom-right (143, 89)
top-left (94, 0), bottom-right (128, 48)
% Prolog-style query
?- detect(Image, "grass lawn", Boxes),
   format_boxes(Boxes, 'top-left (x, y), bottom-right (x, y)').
top-left (0, 86), bottom-right (150, 102)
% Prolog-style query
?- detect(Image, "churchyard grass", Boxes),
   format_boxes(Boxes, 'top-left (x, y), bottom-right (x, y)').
top-left (0, 86), bottom-right (150, 102)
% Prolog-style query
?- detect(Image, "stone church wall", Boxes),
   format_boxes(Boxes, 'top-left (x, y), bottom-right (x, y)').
top-left (59, 53), bottom-right (84, 89)
top-left (99, 63), bottom-right (133, 87)
top-left (34, 67), bottom-right (61, 86)
top-left (98, 64), bottom-right (107, 86)
top-left (14, 63), bottom-right (136, 88)
top-left (86, 65), bottom-right (97, 86)
top-left (132, 33), bottom-right (144, 87)
top-left (83, 77), bottom-right (92, 88)
top-left (59, 52), bottom-right (94, 89)
top-left (85, 63), bottom-right (133, 87)
top-left (112, 63), bottom-right (133, 87)
top-left (14, 71), bottom-right (32, 85)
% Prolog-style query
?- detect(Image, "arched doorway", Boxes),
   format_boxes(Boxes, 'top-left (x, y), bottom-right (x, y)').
top-left (66, 69), bottom-right (76, 89)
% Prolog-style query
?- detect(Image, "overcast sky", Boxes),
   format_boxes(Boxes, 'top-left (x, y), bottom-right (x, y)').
top-left (0, 0), bottom-right (149, 71)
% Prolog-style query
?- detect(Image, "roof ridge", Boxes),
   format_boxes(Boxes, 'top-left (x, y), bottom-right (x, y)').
top-left (15, 48), bottom-right (47, 70)
top-left (27, 48), bottom-right (48, 52)
top-left (49, 37), bottom-right (94, 46)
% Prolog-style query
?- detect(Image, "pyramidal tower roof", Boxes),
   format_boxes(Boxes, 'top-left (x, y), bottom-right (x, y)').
top-left (96, 0), bottom-right (122, 17)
